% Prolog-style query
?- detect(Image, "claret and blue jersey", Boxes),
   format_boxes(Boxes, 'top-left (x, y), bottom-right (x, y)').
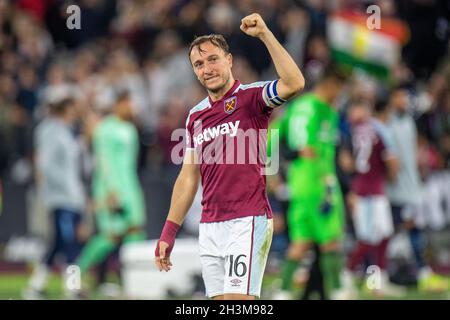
top-left (185, 79), bottom-right (285, 223)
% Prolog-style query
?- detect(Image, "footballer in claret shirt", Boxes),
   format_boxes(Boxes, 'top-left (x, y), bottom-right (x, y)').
top-left (155, 13), bottom-right (305, 300)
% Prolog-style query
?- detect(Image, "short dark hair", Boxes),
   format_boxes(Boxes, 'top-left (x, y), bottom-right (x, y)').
top-left (374, 97), bottom-right (389, 114)
top-left (49, 97), bottom-right (75, 115)
top-left (115, 90), bottom-right (131, 104)
top-left (321, 63), bottom-right (351, 83)
top-left (188, 34), bottom-right (230, 61)
top-left (391, 81), bottom-right (411, 92)
top-left (350, 98), bottom-right (372, 110)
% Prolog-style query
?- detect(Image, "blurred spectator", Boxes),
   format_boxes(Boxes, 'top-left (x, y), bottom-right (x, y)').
top-left (45, 0), bottom-right (117, 49)
top-left (23, 97), bottom-right (86, 299)
top-left (387, 84), bottom-right (449, 292)
top-left (17, 63), bottom-right (39, 116)
top-left (398, 0), bottom-right (450, 79)
top-left (303, 33), bottom-right (330, 88)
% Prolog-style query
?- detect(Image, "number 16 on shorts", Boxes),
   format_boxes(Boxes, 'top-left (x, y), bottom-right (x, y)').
top-left (224, 252), bottom-right (252, 294)
top-left (228, 254), bottom-right (248, 284)
top-left (199, 215), bottom-right (273, 297)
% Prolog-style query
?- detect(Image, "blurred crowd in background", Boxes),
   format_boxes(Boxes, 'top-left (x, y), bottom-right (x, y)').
top-left (0, 0), bottom-right (450, 298)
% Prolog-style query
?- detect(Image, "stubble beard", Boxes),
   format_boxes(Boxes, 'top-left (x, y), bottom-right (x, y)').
top-left (205, 72), bottom-right (231, 94)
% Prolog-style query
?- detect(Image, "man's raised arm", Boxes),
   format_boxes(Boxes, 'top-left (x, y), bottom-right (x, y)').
top-left (240, 13), bottom-right (305, 102)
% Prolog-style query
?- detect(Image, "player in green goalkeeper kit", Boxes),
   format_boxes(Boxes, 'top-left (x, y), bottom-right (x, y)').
top-left (275, 66), bottom-right (348, 299)
top-left (76, 91), bottom-right (146, 289)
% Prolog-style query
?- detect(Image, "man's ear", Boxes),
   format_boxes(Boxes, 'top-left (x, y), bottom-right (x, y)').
top-left (227, 53), bottom-right (233, 68)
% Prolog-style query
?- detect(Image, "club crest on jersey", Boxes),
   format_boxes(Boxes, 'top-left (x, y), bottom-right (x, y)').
top-left (224, 96), bottom-right (237, 114)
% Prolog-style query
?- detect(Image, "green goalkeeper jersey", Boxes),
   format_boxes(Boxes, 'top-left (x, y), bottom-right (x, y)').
top-left (92, 115), bottom-right (145, 229)
top-left (282, 93), bottom-right (339, 197)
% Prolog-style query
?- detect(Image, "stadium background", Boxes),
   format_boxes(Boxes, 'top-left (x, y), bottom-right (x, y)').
top-left (0, 0), bottom-right (449, 299)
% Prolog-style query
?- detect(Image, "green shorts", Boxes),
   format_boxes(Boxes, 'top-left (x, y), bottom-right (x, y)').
top-left (286, 160), bottom-right (345, 244)
top-left (287, 183), bottom-right (345, 245)
top-left (95, 198), bottom-right (146, 236)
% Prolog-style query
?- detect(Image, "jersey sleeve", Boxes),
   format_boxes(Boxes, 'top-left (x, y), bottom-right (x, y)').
top-left (372, 120), bottom-right (397, 160)
top-left (250, 80), bottom-right (288, 117)
top-left (261, 80), bottom-right (288, 108)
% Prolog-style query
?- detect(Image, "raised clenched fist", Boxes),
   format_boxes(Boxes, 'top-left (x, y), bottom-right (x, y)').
top-left (240, 13), bottom-right (270, 39)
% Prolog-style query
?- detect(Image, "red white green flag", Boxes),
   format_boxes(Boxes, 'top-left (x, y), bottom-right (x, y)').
top-left (328, 10), bottom-right (410, 79)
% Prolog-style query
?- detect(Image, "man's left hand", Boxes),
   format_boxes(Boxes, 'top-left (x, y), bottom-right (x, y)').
top-left (240, 13), bottom-right (270, 39)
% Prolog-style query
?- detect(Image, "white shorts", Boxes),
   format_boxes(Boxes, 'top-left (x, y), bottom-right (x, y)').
top-left (353, 195), bottom-right (394, 245)
top-left (198, 214), bottom-right (273, 298)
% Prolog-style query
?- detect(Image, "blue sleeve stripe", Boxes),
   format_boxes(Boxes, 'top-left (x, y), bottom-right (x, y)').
top-left (271, 80), bottom-right (278, 98)
top-left (268, 81), bottom-right (276, 100)
top-left (265, 79), bottom-right (287, 106)
top-left (271, 80), bottom-right (286, 101)
top-left (270, 96), bottom-right (284, 105)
